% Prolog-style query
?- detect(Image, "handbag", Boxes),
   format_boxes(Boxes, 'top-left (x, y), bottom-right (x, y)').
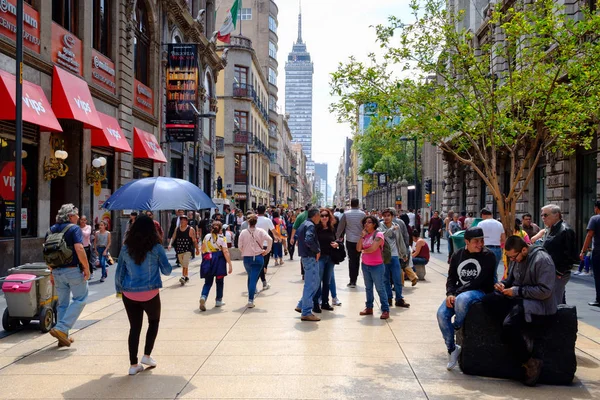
top-left (106, 253), bottom-right (114, 266)
top-left (330, 241), bottom-right (346, 265)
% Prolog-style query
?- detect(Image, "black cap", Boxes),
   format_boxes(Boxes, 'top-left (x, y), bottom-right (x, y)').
top-left (464, 227), bottom-right (484, 241)
top-left (480, 208), bottom-right (492, 216)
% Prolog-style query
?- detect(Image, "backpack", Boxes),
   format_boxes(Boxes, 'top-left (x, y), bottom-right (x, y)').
top-left (43, 224), bottom-right (75, 267)
top-left (382, 237), bottom-right (392, 265)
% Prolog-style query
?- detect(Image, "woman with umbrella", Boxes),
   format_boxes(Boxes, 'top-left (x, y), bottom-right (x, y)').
top-left (199, 221), bottom-right (233, 311)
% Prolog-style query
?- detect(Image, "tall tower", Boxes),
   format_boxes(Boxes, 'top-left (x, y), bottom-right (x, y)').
top-left (285, 2), bottom-right (314, 173)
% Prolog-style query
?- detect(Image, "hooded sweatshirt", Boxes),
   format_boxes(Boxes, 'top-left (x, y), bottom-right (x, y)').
top-left (503, 246), bottom-right (557, 322)
top-left (446, 247), bottom-right (497, 297)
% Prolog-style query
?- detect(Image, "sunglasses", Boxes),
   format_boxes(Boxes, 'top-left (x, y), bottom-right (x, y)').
top-left (541, 213), bottom-right (549, 217)
top-left (320, 214), bottom-right (329, 218)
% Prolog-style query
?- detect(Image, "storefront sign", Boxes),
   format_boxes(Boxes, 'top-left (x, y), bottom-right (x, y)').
top-left (133, 79), bottom-right (153, 115)
top-left (91, 50), bottom-right (116, 94)
top-left (0, 0), bottom-right (40, 53)
top-left (234, 193), bottom-right (247, 200)
top-left (0, 161), bottom-right (26, 201)
top-left (51, 23), bottom-right (82, 75)
top-left (166, 44), bottom-right (198, 142)
top-left (93, 188), bottom-right (112, 231)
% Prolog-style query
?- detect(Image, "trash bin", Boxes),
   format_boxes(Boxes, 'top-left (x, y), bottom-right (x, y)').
top-left (2, 274), bottom-right (37, 318)
top-left (471, 218), bottom-right (482, 227)
top-left (450, 230), bottom-right (466, 253)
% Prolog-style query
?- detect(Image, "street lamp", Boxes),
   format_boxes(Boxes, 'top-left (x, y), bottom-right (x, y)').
top-left (399, 137), bottom-right (418, 210)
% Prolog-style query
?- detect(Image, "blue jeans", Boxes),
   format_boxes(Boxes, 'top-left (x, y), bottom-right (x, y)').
top-left (362, 263), bottom-right (390, 312)
top-left (437, 290), bottom-right (485, 352)
top-left (488, 246), bottom-right (502, 282)
top-left (272, 242), bottom-right (283, 258)
top-left (297, 257), bottom-right (319, 316)
top-left (201, 275), bottom-right (224, 301)
top-left (243, 255), bottom-right (264, 301)
top-left (383, 256), bottom-right (403, 300)
top-left (314, 255), bottom-right (334, 306)
top-left (52, 267), bottom-right (88, 334)
top-left (330, 266), bottom-right (338, 299)
top-left (97, 246), bottom-right (107, 278)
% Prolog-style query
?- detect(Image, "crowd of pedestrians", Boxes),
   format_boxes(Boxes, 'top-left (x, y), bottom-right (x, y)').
top-left (40, 198), bottom-right (600, 383)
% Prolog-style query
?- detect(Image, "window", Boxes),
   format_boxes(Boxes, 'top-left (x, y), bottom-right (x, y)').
top-left (234, 111), bottom-right (248, 131)
top-left (268, 68), bottom-right (277, 85)
top-left (53, 0), bottom-right (79, 34)
top-left (134, 1), bottom-right (150, 86)
top-left (269, 95), bottom-right (277, 111)
top-left (238, 8), bottom-right (252, 20)
top-left (92, 0), bottom-right (111, 57)
top-left (268, 15), bottom-right (277, 33)
top-left (269, 41), bottom-right (277, 59)
top-left (234, 65), bottom-right (248, 86)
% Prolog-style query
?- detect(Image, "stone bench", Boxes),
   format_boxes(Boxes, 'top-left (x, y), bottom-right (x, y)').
top-left (413, 262), bottom-right (427, 281)
top-left (456, 302), bottom-right (577, 385)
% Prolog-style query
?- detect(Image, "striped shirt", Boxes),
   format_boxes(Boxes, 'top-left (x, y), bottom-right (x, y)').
top-left (336, 208), bottom-right (366, 243)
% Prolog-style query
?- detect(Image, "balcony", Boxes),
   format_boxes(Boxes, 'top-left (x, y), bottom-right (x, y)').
top-left (234, 172), bottom-right (248, 185)
top-left (233, 83), bottom-right (269, 121)
top-left (216, 137), bottom-right (224, 158)
top-left (234, 130), bottom-right (251, 146)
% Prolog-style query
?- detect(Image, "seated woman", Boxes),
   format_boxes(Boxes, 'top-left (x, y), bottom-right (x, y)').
top-left (411, 230), bottom-right (430, 265)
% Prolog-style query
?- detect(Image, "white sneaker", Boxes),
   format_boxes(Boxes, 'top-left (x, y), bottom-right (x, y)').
top-left (447, 345), bottom-right (461, 370)
top-left (247, 300), bottom-right (255, 308)
top-left (332, 297), bottom-right (342, 306)
top-left (262, 283), bottom-right (270, 290)
top-left (199, 297), bottom-right (206, 311)
top-left (215, 300), bottom-right (225, 307)
top-left (580, 272), bottom-right (590, 276)
top-left (128, 364), bottom-right (144, 375)
top-left (141, 355), bottom-right (157, 367)
top-left (573, 271), bottom-right (581, 275)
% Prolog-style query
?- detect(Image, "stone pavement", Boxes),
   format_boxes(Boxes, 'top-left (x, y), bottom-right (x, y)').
top-left (0, 255), bottom-right (599, 399)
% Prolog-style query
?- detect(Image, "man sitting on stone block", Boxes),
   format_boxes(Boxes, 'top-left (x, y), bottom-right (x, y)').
top-left (483, 235), bottom-right (557, 387)
top-left (437, 227), bottom-right (497, 370)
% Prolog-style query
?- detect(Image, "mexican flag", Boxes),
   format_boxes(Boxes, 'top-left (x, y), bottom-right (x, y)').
top-left (216, 0), bottom-right (239, 43)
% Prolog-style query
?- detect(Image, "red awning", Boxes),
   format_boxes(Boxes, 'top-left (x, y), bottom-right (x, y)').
top-left (0, 70), bottom-right (62, 132)
top-left (133, 128), bottom-right (167, 163)
top-left (51, 66), bottom-right (102, 129)
top-left (91, 112), bottom-right (132, 153)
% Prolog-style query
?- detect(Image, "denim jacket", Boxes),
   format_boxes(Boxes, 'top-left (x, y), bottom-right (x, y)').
top-left (297, 220), bottom-right (320, 258)
top-left (115, 244), bottom-right (172, 293)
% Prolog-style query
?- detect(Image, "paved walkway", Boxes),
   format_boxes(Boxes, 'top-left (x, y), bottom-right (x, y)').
top-left (0, 255), bottom-right (599, 399)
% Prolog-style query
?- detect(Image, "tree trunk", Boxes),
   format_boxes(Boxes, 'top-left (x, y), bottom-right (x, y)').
top-left (498, 196), bottom-right (516, 237)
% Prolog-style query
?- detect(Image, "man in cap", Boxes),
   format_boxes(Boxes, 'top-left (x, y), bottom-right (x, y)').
top-left (436, 227), bottom-right (497, 370)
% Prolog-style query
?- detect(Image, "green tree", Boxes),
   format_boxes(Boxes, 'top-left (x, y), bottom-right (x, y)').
top-left (330, 0), bottom-right (600, 233)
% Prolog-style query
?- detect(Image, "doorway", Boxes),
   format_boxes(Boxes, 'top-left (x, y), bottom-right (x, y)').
top-left (577, 152), bottom-right (597, 248)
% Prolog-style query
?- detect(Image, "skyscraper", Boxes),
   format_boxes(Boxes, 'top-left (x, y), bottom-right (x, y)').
top-left (285, 4), bottom-right (314, 173)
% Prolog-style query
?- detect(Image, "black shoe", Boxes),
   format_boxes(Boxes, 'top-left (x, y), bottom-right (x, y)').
top-left (321, 304), bottom-right (334, 311)
top-left (589, 301), bottom-right (600, 307)
top-left (347, 282), bottom-right (353, 287)
top-left (312, 306), bottom-right (322, 313)
top-left (395, 299), bottom-right (410, 308)
top-left (185, 276), bottom-right (189, 282)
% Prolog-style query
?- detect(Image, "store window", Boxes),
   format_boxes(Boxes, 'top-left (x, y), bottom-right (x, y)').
top-left (92, 0), bottom-right (111, 57)
top-left (134, 0), bottom-right (151, 86)
top-left (53, 0), bottom-right (79, 34)
top-left (0, 136), bottom-right (38, 238)
top-left (90, 151), bottom-right (114, 230)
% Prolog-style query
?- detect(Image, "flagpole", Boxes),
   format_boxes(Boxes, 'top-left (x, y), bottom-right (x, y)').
top-left (239, 0), bottom-right (242, 35)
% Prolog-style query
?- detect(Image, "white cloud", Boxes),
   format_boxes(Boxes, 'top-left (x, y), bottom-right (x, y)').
top-left (275, 0), bottom-right (414, 189)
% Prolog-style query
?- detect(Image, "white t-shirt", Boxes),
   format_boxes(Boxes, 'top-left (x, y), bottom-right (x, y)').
top-left (477, 218), bottom-right (504, 246)
top-left (407, 212), bottom-right (416, 227)
top-left (256, 216), bottom-right (275, 246)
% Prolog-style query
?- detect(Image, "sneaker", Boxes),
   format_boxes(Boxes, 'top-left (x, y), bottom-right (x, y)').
top-left (262, 283), bottom-right (270, 290)
top-left (359, 308), bottom-right (373, 316)
top-left (141, 355), bottom-right (157, 367)
top-left (588, 301), bottom-right (600, 307)
top-left (49, 328), bottom-right (71, 347)
top-left (349, 283), bottom-right (357, 288)
top-left (129, 364), bottom-right (144, 375)
top-left (573, 271), bottom-right (581, 275)
top-left (185, 276), bottom-right (190, 282)
top-left (199, 297), bottom-right (206, 311)
top-left (179, 277), bottom-right (185, 286)
top-left (312, 305), bottom-right (322, 314)
top-left (321, 304), bottom-right (334, 311)
top-left (447, 345), bottom-right (461, 370)
top-left (89, 274), bottom-right (94, 280)
top-left (395, 299), bottom-right (410, 308)
top-left (346, 282), bottom-right (353, 287)
top-left (332, 297), bottom-right (342, 306)
top-left (215, 300), bottom-right (225, 307)
top-left (301, 314), bottom-right (321, 321)
top-left (580, 272), bottom-right (590, 276)
top-left (99, 278), bottom-right (105, 283)
top-left (523, 358), bottom-right (543, 386)
top-left (280, 260), bottom-right (285, 265)
top-left (380, 311), bottom-right (390, 320)
top-left (247, 301), bottom-right (255, 308)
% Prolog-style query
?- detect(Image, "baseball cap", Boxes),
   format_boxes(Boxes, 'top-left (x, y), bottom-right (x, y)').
top-left (464, 227), bottom-right (484, 241)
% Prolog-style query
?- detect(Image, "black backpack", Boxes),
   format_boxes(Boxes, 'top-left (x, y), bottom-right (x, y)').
top-left (43, 224), bottom-right (75, 267)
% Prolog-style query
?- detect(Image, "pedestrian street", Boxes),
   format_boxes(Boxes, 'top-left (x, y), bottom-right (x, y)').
top-left (0, 256), bottom-right (599, 399)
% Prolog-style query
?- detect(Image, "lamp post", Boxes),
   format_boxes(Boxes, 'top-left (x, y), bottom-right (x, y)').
top-left (191, 111), bottom-right (216, 190)
top-left (399, 137), bottom-right (418, 210)
top-left (14, 0), bottom-right (23, 267)
top-left (245, 142), bottom-right (261, 212)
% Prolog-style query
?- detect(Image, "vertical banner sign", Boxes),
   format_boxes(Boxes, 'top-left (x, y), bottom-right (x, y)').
top-left (166, 44), bottom-right (198, 142)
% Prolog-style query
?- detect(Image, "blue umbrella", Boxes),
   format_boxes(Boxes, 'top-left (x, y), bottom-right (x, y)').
top-left (103, 177), bottom-right (217, 211)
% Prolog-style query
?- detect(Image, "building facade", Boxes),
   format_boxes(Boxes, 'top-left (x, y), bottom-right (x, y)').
top-left (285, 7), bottom-right (314, 173)
top-left (0, 0), bottom-right (222, 275)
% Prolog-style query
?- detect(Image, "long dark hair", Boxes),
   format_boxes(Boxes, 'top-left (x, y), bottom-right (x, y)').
top-left (124, 215), bottom-right (161, 264)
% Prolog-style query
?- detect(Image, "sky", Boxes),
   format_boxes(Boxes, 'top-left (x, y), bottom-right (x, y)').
top-left (274, 0), bottom-right (413, 194)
